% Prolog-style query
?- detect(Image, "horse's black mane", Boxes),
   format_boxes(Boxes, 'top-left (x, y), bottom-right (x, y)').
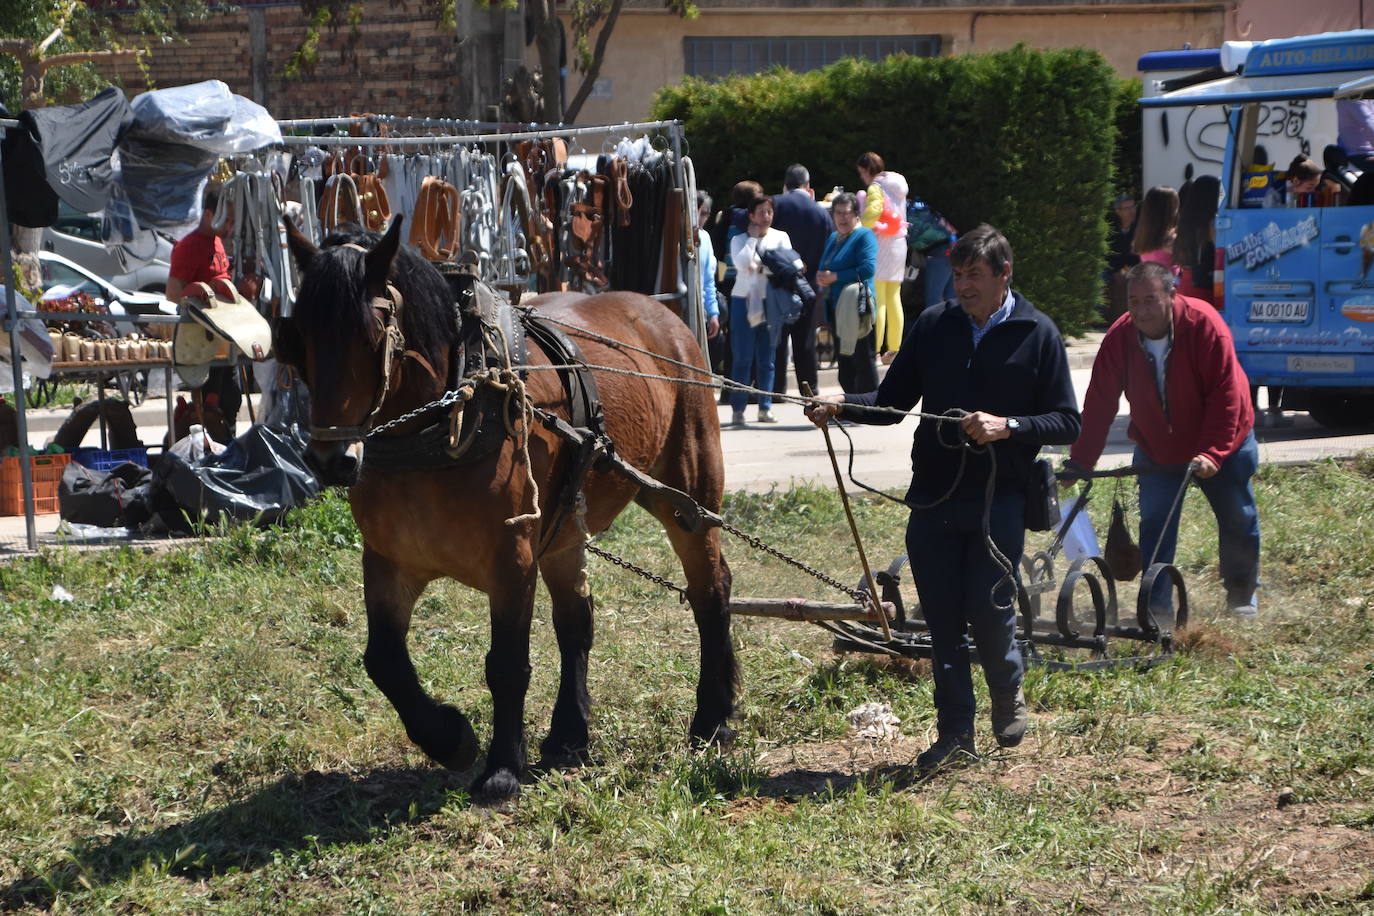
top-left (294, 224), bottom-right (459, 366)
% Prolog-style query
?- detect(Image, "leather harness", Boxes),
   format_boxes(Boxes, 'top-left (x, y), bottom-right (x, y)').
top-left (311, 252), bottom-right (716, 545)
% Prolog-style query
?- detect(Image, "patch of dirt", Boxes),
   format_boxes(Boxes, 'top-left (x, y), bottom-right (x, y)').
top-left (752, 728), bottom-right (1374, 907)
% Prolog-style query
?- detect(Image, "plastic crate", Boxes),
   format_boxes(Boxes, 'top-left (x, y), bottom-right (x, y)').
top-left (0, 453), bottom-right (72, 516)
top-left (72, 446), bottom-right (149, 473)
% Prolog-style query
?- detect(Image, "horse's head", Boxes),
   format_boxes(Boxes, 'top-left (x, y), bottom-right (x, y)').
top-left (278, 217), bottom-right (407, 486)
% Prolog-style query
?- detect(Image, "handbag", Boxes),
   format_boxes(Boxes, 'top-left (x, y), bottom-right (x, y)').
top-left (1023, 458), bottom-right (1061, 532)
top-left (1104, 496), bottom-right (1142, 581)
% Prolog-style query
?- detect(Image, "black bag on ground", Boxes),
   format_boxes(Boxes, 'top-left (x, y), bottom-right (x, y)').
top-left (1023, 457), bottom-right (1062, 532)
top-left (59, 460), bottom-right (153, 528)
top-left (151, 423), bottom-right (320, 533)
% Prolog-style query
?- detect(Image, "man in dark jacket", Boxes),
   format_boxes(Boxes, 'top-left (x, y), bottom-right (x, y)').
top-left (807, 224), bottom-right (1081, 772)
top-left (771, 164), bottom-right (832, 398)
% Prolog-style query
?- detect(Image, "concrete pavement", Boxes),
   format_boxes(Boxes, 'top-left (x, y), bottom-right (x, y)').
top-left (717, 334), bottom-right (1374, 493)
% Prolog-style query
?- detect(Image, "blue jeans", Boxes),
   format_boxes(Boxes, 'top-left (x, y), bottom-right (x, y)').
top-left (923, 249), bottom-right (954, 309)
top-left (907, 486), bottom-right (1026, 739)
top-left (728, 296), bottom-right (774, 414)
top-left (1136, 431), bottom-right (1260, 606)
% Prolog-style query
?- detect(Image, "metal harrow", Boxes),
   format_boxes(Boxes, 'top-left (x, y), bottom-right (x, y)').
top-left (829, 465), bottom-right (1190, 671)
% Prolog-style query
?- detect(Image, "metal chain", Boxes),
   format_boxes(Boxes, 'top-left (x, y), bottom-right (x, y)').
top-left (717, 518), bottom-right (868, 602)
top-left (585, 540), bottom-right (688, 600)
top-left (366, 382), bottom-right (475, 437)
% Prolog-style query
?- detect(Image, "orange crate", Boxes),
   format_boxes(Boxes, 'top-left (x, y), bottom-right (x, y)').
top-left (0, 453), bottom-right (72, 516)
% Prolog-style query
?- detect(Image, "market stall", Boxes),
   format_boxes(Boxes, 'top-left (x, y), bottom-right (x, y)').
top-left (3, 85), bottom-right (701, 551)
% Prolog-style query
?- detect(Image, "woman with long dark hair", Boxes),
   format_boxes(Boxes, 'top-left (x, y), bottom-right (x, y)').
top-left (1173, 175), bottom-right (1220, 306)
top-left (1132, 185), bottom-right (1180, 275)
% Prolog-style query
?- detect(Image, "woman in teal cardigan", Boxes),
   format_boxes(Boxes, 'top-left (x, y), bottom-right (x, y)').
top-left (816, 191), bottom-right (879, 393)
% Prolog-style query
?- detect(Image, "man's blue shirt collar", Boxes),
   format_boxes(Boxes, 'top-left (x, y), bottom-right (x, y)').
top-left (969, 289), bottom-right (1015, 348)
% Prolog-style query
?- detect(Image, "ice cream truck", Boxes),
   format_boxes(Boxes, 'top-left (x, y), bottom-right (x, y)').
top-left (1141, 30), bottom-right (1374, 428)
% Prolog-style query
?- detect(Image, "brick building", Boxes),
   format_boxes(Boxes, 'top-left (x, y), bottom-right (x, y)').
top-left (94, 0), bottom-right (1366, 125)
top-left (102, 0), bottom-right (460, 119)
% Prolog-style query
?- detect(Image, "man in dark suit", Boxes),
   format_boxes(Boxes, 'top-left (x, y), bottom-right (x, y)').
top-left (771, 164), bottom-right (832, 399)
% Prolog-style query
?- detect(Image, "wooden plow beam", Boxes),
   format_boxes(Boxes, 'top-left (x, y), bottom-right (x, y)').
top-left (729, 597), bottom-right (896, 624)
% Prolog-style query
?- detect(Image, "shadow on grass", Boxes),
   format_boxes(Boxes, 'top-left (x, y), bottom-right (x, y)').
top-left (754, 763), bottom-right (940, 801)
top-left (0, 766), bottom-right (468, 911)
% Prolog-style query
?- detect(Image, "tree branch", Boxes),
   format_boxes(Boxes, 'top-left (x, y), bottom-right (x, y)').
top-left (563, 0), bottom-right (623, 123)
top-left (37, 49), bottom-right (142, 73)
top-left (37, 1), bottom-right (82, 56)
top-left (0, 39), bottom-right (36, 63)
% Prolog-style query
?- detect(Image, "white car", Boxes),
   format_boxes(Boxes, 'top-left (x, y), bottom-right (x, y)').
top-left (37, 251), bottom-right (176, 335)
top-left (40, 201), bottom-right (173, 294)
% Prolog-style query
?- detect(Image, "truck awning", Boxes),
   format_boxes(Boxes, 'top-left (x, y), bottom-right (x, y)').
top-left (1139, 68), bottom-right (1374, 107)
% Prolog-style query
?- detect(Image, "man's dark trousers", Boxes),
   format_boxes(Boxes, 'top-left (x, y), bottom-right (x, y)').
top-left (771, 190), bottom-right (829, 397)
top-left (773, 296), bottom-right (820, 396)
top-left (906, 485), bottom-right (1026, 738)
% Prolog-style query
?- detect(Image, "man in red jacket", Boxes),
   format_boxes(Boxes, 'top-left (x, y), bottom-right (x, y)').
top-left (1068, 261), bottom-right (1260, 617)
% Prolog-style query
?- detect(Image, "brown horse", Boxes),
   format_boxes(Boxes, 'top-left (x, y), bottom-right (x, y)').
top-left (276, 218), bottom-right (735, 798)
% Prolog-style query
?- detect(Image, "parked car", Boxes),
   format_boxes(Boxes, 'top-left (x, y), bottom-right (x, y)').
top-left (37, 251), bottom-right (175, 334)
top-left (40, 201), bottom-right (173, 294)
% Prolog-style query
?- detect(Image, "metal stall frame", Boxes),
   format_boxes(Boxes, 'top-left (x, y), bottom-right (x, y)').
top-left (275, 119), bottom-right (704, 350)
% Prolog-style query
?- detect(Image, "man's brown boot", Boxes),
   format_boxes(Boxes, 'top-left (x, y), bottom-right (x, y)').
top-left (990, 686), bottom-right (1028, 748)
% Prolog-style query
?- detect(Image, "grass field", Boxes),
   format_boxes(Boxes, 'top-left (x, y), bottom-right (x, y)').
top-left (1, 460), bottom-right (1372, 914)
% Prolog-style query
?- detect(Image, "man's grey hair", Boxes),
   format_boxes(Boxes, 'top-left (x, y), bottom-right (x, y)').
top-left (1126, 260), bottom-right (1176, 292)
top-left (950, 224), bottom-right (1013, 278)
top-left (783, 164), bottom-right (809, 191)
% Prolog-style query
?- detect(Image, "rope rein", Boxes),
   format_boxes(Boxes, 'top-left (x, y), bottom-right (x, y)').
top-left (359, 310), bottom-right (1027, 611)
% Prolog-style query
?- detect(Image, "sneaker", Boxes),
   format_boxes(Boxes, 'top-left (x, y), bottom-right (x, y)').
top-left (1227, 590), bottom-right (1259, 619)
top-left (730, 411), bottom-right (746, 428)
top-left (756, 409), bottom-right (778, 424)
top-left (916, 733), bottom-right (976, 773)
top-left (990, 686), bottom-right (1028, 748)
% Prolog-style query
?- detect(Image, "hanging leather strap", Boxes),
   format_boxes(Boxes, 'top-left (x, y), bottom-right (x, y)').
top-left (408, 176), bottom-right (462, 261)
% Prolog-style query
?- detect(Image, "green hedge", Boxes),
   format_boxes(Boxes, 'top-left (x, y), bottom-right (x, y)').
top-left (654, 45), bottom-right (1122, 335)
top-left (1113, 77), bottom-right (1144, 200)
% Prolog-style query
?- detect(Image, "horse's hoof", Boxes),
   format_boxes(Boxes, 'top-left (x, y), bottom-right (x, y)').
top-left (537, 743), bottom-right (590, 770)
top-left (690, 721), bottom-right (737, 749)
top-left (411, 704), bottom-right (479, 772)
top-left (475, 767), bottom-right (522, 800)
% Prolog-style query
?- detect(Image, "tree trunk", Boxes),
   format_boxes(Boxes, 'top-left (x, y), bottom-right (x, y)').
top-left (530, 0), bottom-right (563, 124)
top-left (562, 0), bottom-right (624, 124)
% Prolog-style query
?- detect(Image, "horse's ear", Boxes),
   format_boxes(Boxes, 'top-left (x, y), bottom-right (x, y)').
top-left (365, 215), bottom-right (404, 297)
top-left (286, 222), bottom-right (318, 274)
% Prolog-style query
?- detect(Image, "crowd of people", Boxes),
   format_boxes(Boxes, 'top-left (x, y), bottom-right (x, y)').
top-left (701, 154), bottom-right (955, 426)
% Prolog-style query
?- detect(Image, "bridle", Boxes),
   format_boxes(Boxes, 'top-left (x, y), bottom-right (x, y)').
top-left (308, 243), bottom-right (412, 443)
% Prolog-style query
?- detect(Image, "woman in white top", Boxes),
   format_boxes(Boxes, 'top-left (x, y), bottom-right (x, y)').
top-left (856, 151), bottom-right (908, 361)
top-left (728, 194), bottom-right (792, 426)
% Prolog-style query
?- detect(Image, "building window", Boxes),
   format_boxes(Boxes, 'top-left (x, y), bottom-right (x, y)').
top-left (683, 36), bottom-right (940, 79)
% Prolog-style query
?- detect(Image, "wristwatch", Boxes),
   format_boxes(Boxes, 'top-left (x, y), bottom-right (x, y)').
top-left (1006, 417), bottom-right (1021, 434)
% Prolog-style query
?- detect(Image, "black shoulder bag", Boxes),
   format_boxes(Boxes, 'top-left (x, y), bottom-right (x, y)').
top-left (1023, 458), bottom-right (1061, 532)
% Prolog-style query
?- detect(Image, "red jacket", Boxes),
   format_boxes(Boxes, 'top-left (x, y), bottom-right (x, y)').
top-left (1071, 293), bottom-right (1253, 470)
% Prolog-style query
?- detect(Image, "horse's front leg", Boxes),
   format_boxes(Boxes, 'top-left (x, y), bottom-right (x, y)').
top-left (362, 546), bottom-right (479, 770)
top-left (537, 545), bottom-right (595, 768)
top-left (476, 554), bottom-right (538, 799)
